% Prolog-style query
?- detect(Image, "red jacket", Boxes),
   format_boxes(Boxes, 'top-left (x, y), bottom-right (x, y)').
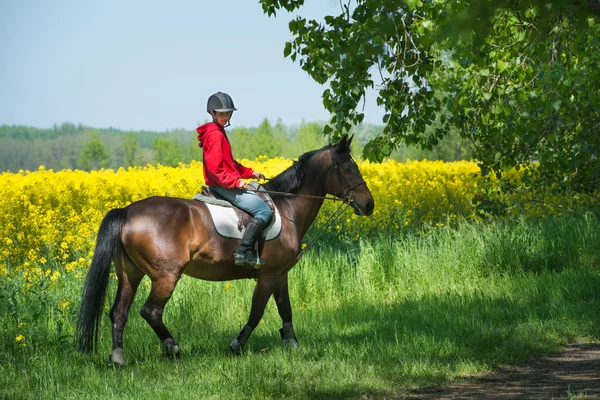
top-left (196, 122), bottom-right (254, 189)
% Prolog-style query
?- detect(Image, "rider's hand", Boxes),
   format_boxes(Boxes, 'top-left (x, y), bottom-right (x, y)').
top-left (252, 171), bottom-right (266, 180)
top-left (237, 180), bottom-right (248, 190)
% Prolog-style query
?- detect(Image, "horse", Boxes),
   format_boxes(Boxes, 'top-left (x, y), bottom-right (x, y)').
top-left (75, 134), bottom-right (374, 366)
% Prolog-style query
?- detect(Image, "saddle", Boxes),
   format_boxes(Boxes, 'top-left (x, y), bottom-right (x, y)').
top-left (200, 182), bottom-right (276, 231)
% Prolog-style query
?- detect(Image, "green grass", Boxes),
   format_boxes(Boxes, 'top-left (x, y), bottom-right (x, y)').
top-left (1, 215), bottom-right (599, 399)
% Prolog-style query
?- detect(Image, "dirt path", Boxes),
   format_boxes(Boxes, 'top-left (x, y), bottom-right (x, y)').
top-left (401, 343), bottom-right (600, 399)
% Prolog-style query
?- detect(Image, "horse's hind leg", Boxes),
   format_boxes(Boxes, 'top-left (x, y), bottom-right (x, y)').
top-left (140, 274), bottom-right (182, 359)
top-left (110, 248), bottom-right (144, 366)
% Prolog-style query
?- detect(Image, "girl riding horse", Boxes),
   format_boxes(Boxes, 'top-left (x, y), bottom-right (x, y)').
top-left (76, 125), bottom-right (374, 366)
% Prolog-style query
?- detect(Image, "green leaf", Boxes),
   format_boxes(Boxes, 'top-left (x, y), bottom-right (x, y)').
top-left (284, 41), bottom-right (292, 58)
top-left (260, 0), bottom-right (600, 193)
top-left (552, 100), bottom-right (561, 111)
top-left (406, 0), bottom-right (423, 10)
top-left (497, 60), bottom-right (509, 72)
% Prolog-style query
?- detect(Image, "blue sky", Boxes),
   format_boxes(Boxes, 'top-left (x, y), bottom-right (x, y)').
top-left (0, 0), bottom-right (384, 131)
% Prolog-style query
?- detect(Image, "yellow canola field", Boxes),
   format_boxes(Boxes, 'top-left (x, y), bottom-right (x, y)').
top-left (0, 158), bottom-right (580, 285)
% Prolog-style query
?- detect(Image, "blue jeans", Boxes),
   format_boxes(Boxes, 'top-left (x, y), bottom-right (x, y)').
top-left (210, 186), bottom-right (272, 223)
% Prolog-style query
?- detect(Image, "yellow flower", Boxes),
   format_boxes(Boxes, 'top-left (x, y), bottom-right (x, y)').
top-left (0, 155), bottom-right (590, 288)
top-left (59, 299), bottom-right (70, 311)
top-left (16, 334), bottom-right (26, 347)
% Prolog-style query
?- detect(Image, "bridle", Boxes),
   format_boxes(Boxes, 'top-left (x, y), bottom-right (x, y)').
top-left (249, 144), bottom-right (368, 262)
top-left (251, 144), bottom-right (367, 206)
top-left (325, 144), bottom-right (368, 206)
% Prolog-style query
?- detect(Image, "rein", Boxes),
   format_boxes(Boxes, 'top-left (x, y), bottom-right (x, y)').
top-left (250, 143), bottom-right (365, 262)
top-left (294, 202), bottom-right (350, 263)
top-left (250, 144), bottom-right (366, 205)
top-left (248, 187), bottom-right (351, 263)
top-left (247, 188), bottom-right (346, 202)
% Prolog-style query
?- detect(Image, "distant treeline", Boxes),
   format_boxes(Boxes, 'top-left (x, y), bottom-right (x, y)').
top-left (0, 120), bottom-right (473, 172)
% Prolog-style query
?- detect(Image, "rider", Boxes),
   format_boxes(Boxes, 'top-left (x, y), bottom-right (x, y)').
top-left (196, 92), bottom-right (272, 267)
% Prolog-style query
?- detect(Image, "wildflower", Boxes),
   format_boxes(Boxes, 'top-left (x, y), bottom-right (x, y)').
top-left (59, 299), bottom-right (70, 311)
top-left (16, 334), bottom-right (26, 347)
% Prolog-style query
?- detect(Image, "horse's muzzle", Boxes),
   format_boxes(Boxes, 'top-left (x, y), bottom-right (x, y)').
top-left (352, 198), bottom-right (374, 216)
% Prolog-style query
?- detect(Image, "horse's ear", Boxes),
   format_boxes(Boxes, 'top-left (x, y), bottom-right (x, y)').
top-left (338, 134), bottom-right (353, 150)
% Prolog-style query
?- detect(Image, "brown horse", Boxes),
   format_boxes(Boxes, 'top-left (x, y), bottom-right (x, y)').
top-left (75, 134), bottom-right (374, 366)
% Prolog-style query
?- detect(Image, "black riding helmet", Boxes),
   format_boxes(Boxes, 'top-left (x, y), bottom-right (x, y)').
top-left (207, 92), bottom-right (236, 113)
top-left (207, 92), bottom-right (236, 127)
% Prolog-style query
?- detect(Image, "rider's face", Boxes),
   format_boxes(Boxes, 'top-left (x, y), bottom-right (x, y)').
top-left (214, 111), bottom-right (232, 126)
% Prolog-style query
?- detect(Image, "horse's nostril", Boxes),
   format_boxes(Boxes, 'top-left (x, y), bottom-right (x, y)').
top-left (366, 200), bottom-right (374, 215)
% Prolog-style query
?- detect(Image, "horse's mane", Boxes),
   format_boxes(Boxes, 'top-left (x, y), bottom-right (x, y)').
top-left (262, 147), bottom-right (325, 197)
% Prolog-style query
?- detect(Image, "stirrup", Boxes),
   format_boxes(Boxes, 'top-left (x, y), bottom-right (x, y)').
top-left (234, 252), bottom-right (264, 269)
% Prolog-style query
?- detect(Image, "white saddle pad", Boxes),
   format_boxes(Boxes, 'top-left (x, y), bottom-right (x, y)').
top-left (204, 203), bottom-right (282, 241)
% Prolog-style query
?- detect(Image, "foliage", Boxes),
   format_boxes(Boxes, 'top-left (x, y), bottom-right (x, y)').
top-left (1, 120), bottom-right (477, 172)
top-left (123, 131), bottom-right (140, 167)
top-left (291, 120), bottom-right (329, 155)
top-left (151, 137), bottom-right (186, 167)
top-left (260, 0), bottom-right (600, 194)
top-left (78, 131), bottom-right (110, 171)
top-left (228, 119), bottom-right (284, 160)
top-left (0, 124), bottom-right (159, 171)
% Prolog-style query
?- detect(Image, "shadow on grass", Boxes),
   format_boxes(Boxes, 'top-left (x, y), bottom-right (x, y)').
top-left (47, 268), bottom-right (599, 400)
top-left (290, 269), bottom-right (600, 394)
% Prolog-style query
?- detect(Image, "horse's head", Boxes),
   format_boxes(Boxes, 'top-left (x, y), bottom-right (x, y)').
top-left (326, 134), bottom-right (374, 216)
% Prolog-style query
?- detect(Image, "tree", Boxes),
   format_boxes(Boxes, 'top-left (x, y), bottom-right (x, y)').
top-left (255, 118), bottom-right (283, 158)
top-left (79, 131), bottom-right (110, 171)
top-left (123, 131), bottom-right (140, 167)
top-left (151, 138), bottom-right (183, 167)
top-left (293, 121), bottom-right (326, 154)
top-left (229, 127), bottom-right (256, 160)
top-left (261, 0), bottom-right (600, 194)
top-left (228, 120), bottom-right (285, 160)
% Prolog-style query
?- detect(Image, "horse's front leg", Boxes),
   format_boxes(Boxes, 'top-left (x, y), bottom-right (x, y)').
top-left (230, 274), bottom-right (278, 355)
top-left (274, 272), bottom-right (298, 347)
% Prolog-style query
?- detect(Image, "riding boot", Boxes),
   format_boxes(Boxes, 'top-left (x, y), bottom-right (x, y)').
top-left (234, 217), bottom-right (267, 267)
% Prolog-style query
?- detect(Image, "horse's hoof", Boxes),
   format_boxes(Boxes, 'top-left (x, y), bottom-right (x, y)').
top-left (162, 338), bottom-right (181, 360)
top-left (280, 324), bottom-right (298, 349)
top-left (283, 338), bottom-right (299, 348)
top-left (109, 348), bottom-right (126, 367)
top-left (230, 339), bottom-right (243, 356)
top-left (164, 350), bottom-right (182, 360)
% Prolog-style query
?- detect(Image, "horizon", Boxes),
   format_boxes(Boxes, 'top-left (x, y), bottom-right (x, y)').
top-left (0, 1), bottom-right (385, 132)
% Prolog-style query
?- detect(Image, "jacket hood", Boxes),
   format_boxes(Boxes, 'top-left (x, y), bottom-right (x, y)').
top-left (196, 122), bottom-right (222, 148)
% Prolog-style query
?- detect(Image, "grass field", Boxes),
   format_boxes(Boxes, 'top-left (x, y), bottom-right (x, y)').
top-left (1, 215), bottom-right (599, 399)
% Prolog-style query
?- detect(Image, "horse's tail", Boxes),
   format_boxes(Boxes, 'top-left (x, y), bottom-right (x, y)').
top-left (75, 207), bottom-right (127, 353)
